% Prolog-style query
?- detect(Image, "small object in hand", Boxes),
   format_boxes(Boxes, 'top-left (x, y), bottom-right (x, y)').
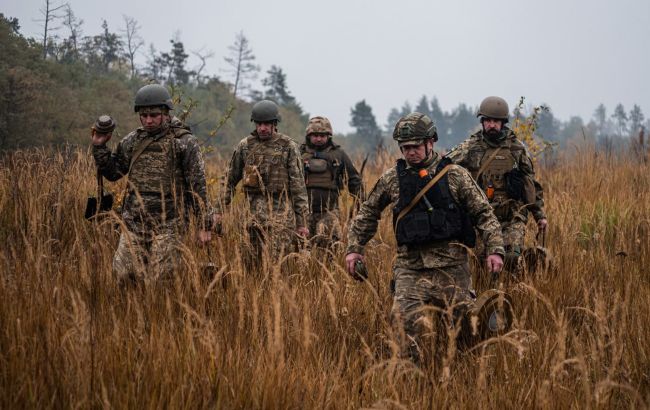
top-left (93, 115), bottom-right (117, 134)
top-left (354, 260), bottom-right (368, 281)
top-left (85, 192), bottom-right (114, 219)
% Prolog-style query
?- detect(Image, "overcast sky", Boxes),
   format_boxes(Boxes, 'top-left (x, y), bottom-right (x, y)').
top-left (4, 0), bottom-right (650, 133)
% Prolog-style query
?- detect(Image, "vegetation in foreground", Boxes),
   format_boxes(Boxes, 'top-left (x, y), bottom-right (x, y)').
top-left (0, 144), bottom-right (649, 409)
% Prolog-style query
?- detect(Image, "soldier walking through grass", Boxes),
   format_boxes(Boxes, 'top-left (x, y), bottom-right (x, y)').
top-left (446, 96), bottom-right (547, 276)
top-left (217, 100), bottom-right (309, 268)
top-left (346, 112), bottom-right (504, 363)
top-left (300, 116), bottom-right (363, 253)
top-left (91, 84), bottom-right (213, 284)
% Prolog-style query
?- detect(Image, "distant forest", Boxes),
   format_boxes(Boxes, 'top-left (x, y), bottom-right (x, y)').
top-left (1, 6), bottom-right (647, 155)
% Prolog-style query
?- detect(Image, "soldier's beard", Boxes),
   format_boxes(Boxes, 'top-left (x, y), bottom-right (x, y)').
top-left (484, 128), bottom-right (504, 142)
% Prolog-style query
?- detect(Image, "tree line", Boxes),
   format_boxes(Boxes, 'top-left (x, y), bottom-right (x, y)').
top-left (1, 3), bottom-right (647, 156)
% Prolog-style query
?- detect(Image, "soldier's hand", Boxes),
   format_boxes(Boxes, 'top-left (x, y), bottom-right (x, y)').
top-left (91, 130), bottom-right (112, 146)
top-left (486, 254), bottom-right (504, 274)
top-left (345, 253), bottom-right (364, 279)
top-left (537, 218), bottom-right (548, 232)
top-left (296, 226), bottom-right (309, 238)
top-left (197, 230), bottom-right (212, 245)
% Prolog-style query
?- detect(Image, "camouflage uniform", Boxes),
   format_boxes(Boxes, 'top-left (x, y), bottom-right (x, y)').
top-left (347, 151), bottom-right (504, 361)
top-left (300, 141), bottom-right (362, 249)
top-left (93, 121), bottom-right (212, 283)
top-left (446, 127), bottom-right (546, 272)
top-left (225, 131), bottom-right (309, 264)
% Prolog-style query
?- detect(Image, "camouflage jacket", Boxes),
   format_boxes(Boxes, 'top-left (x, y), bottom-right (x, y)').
top-left (225, 131), bottom-right (309, 228)
top-left (347, 152), bottom-right (504, 269)
top-left (446, 127), bottom-right (546, 223)
top-left (92, 122), bottom-right (213, 231)
top-left (300, 142), bottom-right (363, 212)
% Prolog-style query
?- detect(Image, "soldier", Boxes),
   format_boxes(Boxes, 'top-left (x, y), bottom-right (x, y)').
top-left (218, 100), bottom-right (309, 266)
top-left (300, 116), bottom-right (363, 250)
top-left (446, 96), bottom-right (548, 275)
top-left (345, 112), bottom-right (505, 363)
top-left (91, 84), bottom-right (213, 284)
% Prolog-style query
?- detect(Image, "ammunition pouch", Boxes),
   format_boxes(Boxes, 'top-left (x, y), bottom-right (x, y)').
top-left (504, 169), bottom-right (536, 207)
top-left (243, 164), bottom-right (261, 189)
top-left (307, 158), bottom-right (328, 173)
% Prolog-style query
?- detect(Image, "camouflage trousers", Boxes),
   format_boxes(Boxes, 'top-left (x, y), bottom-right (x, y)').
top-left (501, 219), bottom-right (527, 275)
top-left (113, 226), bottom-right (182, 284)
top-left (476, 219), bottom-right (526, 277)
top-left (246, 221), bottom-right (298, 271)
top-left (307, 209), bottom-right (342, 251)
top-left (391, 264), bottom-right (474, 363)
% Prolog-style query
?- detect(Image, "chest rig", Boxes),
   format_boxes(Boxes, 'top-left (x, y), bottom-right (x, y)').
top-left (392, 158), bottom-right (475, 247)
top-left (242, 134), bottom-right (292, 194)
top-left (128, 128), bottom-right (186, 198)
top-left (301, 146), bottom-right (341, 190)
top-left (473, 143), bottom-right (518, 203)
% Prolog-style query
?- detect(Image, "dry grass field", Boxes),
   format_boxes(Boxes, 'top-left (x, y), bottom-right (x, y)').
top-left (0, 144), bottom-right (649, 409)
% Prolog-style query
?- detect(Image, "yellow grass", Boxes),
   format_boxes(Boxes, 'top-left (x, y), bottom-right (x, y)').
top-left (0, 144), bottom-right (648, 409)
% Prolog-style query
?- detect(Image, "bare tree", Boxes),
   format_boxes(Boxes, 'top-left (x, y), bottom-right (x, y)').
top-left (121, 15), bottom-right (144, 78)
top-left (62, 4), bottom-right (83, 59)
top-left (37, 0), bottom-right (66, 59)
top-left (223, 31), bottom-right (259, 98)
top-left (192, 47), bottom-right (215, 85)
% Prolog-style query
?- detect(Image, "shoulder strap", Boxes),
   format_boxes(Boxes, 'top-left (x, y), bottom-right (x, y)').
top-left (394, 164), bottom-right (452, 231)
top-left (129, 137), bottom-right (156, 173)
top-left (475, 147), bottom-right (502, 181)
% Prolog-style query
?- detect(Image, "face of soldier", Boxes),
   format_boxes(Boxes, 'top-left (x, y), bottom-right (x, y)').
top-left (255, 122), bottom-right (275, 140)
top-left (309, 133), bottom-right (329, 147)
top-left (139, 111), bottom-right (169, 132)
top-left (400, 140), bottom-right (433, 165)
top-left (482, 118), bottom-right (503, 138)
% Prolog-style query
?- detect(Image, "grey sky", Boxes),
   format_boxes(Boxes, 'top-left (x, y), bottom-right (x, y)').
top-left (4, 0), bottom-right (650, 134)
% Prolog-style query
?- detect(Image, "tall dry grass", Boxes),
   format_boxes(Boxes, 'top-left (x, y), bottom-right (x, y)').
top-left (0, 144), bottom-right (648, 409)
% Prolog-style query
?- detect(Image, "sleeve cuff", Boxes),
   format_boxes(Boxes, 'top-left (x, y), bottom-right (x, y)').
top-left (346, 245), bottom-right (365, 255)
top-left (486, 246), bottom-right (505, 258)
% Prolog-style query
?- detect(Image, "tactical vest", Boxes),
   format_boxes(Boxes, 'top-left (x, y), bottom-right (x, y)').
top-left (473, 143), bottom-right (518, 203)
top-left (128, 128), bottom-right (187, 197)
top-left (242, 134), bottom-right (292, 195)
top-left (301, 146), bottom-right (340, 190)
top-left (392, 159), bottom-right (476, 247)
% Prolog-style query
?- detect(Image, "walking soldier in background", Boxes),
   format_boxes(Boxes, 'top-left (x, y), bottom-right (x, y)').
top-left (300, 116), bottom-right (363, 251)
top-left (446, 96), bottom-right (547, 276)
top-left (346, 112), bottom-right (505, 363)
top-left (217, 100), bottom-right (309, 267)
top-left (91, 84), bottom-right (213, 284)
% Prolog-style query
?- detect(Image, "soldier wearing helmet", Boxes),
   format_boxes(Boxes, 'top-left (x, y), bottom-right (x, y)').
top-left (447, 96), bottom-right (548, 277)
top-left (91, 83), bottom-right (214, 284)
top-left (217, 100), bottom-right (309, 267)
top-left (300, 116), bottom-right (363, 252)
top-left (345, 112), bottom-right (505, 364)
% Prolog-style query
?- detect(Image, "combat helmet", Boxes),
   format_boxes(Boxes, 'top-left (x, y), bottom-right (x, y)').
top-left (305, 116), bottom-right (333, 136)
top-left (251, 100), bottom-right (281, 123)
top-left (392, 112), bottom-right (438, 145)
top-left (134, 84), bottom-right (174, 112)
top-left (477, 96), bottom-right (509, 123)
